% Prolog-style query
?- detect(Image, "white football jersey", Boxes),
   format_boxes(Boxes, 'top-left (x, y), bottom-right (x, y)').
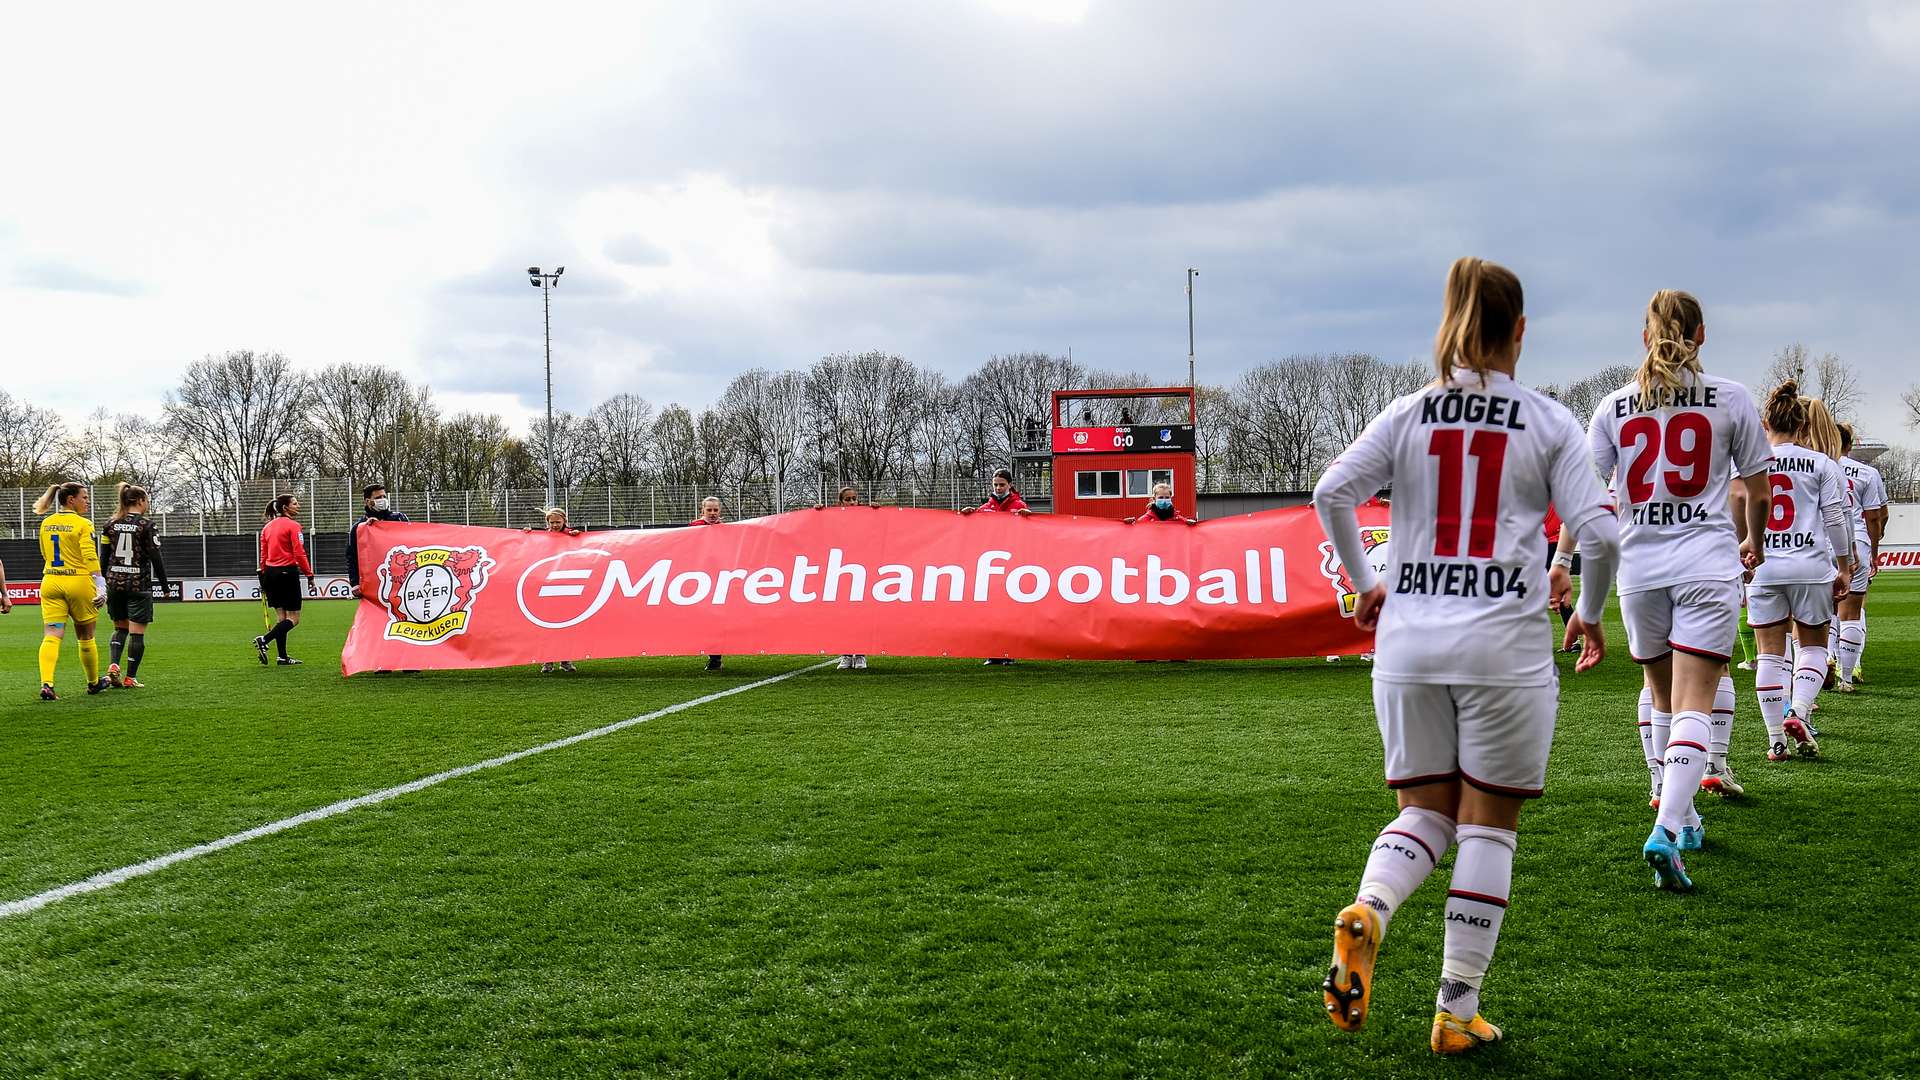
top-left (1587, 371), bottom-right (1772, 593)
top-left (1751, 442), bottom-right (1849, 585)
top-left (1317, 369), bottom-right (1613, 686)
top-left (1840, 455), bottom-right (1888, 545)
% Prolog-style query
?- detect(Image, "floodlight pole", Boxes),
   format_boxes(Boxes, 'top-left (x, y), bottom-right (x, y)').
top-left (528, 266), bottom-right (564, 508)
top-left (543, 280), bottom-right (554, 507)
top-left (1186, 267), bottom-right (1199, 389)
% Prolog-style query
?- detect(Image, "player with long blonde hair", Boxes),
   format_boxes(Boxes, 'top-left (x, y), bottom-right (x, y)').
top-left (1746, 385), bottom-right (1851, 761)
top-left (33, 482), bottom-right (109, 700)
top-left (1582, 291), bottom-right (1772, 891)
top-left (1314, 257), bottom-right (1618, 1055)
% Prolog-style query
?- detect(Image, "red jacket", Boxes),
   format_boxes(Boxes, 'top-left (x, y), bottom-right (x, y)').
top-left (1134, 508), bottom-right (1193, 524)
top-left (690, 518), bottom-right (719, 526)
top-left (975, 491), bottom-right (1029, 513)
top-left (259, 517), bottom-right (313, 575)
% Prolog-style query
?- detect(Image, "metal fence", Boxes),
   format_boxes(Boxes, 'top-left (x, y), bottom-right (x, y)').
top-left (10, 475), bottom-right (1914, 538)
top-left (0, 477), bottom-right (1016, 538)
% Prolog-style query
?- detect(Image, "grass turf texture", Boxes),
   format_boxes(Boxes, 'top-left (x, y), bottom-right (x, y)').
top-left (0, 583), bottom-right (1916, 1078)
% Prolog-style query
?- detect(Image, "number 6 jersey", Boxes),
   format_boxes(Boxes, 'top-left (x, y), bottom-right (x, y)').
top-left (1316, 369), bottom-right (1614, 686)
top-left (1587, 372), bottom-right (1772, 593)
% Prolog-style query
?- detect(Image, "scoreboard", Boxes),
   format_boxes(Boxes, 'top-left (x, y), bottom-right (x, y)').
top-left (1052, 423), bottom-right (1196, 455)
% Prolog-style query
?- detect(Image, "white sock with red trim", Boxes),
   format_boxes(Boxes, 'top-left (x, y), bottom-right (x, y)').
top-left (1756, 654), bottom-right (1789, 740)
top-left (1655, 712), bottom-right (1711, 836)
top-left (1649, 707), bottom-right (1672, 802)
top-left (1711, 675), bottom-right (1735, 771)
top-left (1636, 688), bottom-right (1657, 797)
top-left (1827, 623), bottom-right (1838, 655)
top-left (1835, 621), bottom-right (1864, 685)
top-left (1855, 620), bottom-right (1868, 676)
top-left (1355, 807), bottom-right (1456, 934)
top-left (1791, 644), bottom-right (1829, 717)
top-left (1438, 823), bottom-right (1515, 1021)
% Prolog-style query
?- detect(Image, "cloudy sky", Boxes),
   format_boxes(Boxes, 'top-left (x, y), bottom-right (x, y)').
top-left (4, 1), bottom-right (1917, 441)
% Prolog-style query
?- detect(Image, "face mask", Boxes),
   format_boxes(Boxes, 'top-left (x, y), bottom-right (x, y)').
top-left (372, 497), bottom-right (391, 512)
top-left (1152, 497), bottom-right (1172, 511)
top-left (991, 490), bottom-right (1009, 502)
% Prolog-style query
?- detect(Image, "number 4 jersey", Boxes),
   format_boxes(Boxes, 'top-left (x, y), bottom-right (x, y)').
top-left (1316, 369), bottom-right (1613, 686)
top-left (1587, 372), bottom-right (1772, 593)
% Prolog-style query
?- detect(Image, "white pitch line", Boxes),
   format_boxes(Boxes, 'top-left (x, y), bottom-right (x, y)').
top-left (0, 660), bottom-right (834, 921)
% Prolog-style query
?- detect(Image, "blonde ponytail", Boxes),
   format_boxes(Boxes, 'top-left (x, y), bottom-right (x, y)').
top-left (33, 482), bottom-right (84, 516)
top-left (1636, 290), bottom-right (1705, 408)
top-left (1432, 257), bottom-right (1524, 386)
top-left (1803, 397), bottom-right (1842, 459)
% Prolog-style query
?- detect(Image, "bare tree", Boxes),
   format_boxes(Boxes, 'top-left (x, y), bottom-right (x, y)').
top-left (717, 370), bottom-right (808, 486)
top-left (306, 364), bottom-right (417, 485)
top-left (526, 411), bottom-right (595, 491)
top-left (1905, 385), bottom-right (1920, 430)
top-left (907, 368), bottom-right (961, 481)
top-left (806, 351), bottom-right (920, 482)
top-left (163, 350), bottom-right (311, 503)
top-left (0, 391), bottom-right (74, 488)
top-left (1813, 352), bottom-right (1861, 421)
top-left (1551, 363), bottom-right (1636, 428)
top-left (693, 408), bottom-right (744, 488)
top-left (1192, 383), bottom-right (1231, 488)
top-left (425, 412), bottom-right (514, 490)
top-left (1223, 356), bottom-right (1332, 488)
top-left (648, 405), bottom-right (700, 486)
top-left (587, 393), bottom-right (655, 486)
top-left (1874, 446), bottom-right (1917, 501)
top-left (960, 351), bottom-right (1084, 469)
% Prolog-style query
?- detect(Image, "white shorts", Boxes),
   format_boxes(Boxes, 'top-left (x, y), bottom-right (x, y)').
top-left (1620, 578), bottom-right (1742, 664)
top-left (1372, 680), bottom-right (1558, 799)
top-left (1850, 540), bottom-right (1872, 594)
top-left (1748, 582), bottom-right (1834, 630)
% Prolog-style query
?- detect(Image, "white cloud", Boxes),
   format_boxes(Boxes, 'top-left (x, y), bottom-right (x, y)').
top-left (3, 0), bottom-right (1918, 445)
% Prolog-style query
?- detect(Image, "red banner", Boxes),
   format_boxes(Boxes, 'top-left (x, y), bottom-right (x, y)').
top-left (340, 504), bottom-right (1390, 674)
top-left (5, 581), bottom-right (41, 605)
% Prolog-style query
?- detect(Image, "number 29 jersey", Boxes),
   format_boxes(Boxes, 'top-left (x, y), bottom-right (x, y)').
top-left (1317, 369), bottom-right (1613, 687)
top-left (1587, 372), bottom-right (1772, 594)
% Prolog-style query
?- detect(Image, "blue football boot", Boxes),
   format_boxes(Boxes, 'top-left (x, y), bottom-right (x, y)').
top-left (1644, 826), bottom-right (1694, 892)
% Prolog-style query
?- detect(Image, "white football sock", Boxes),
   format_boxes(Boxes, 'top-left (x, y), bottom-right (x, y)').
top-left (1655, 712), bottom-right (1711, 836)
top-left (1637, 689), bottom-right (1658, 796)
top-left (1835, 621), bottom-right (1864, 685)
top-left (1711, 675), bottom-right (1735, 770)
top-left (1756, 654), bottom-right (1789, 740)
top-left (1649, 708), bottom-right (1672, 801)
top-left (1827, 623), bottom-right (1838, 655)
top-left (1792, 644), bottom-right (1829, 718)
top-left (1355, 806), bottom-right (1456, 934)
top-left (1438, 824), bottom-right (1515, 1022)
top-left (1855, 620), bottom-right (1868, 675)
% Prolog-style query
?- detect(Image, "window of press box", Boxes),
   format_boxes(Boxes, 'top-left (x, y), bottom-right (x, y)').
top-left (1075, 470), bottom-right (1123, 498)
top-left (1126, 469), bottom-right (1175, 496)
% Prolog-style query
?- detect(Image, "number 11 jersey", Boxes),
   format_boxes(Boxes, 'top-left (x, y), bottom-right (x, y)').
top-left (1317, 369), bottom-right (1613, 686)
top-left (1587, 372), bottom-right (1772, 594)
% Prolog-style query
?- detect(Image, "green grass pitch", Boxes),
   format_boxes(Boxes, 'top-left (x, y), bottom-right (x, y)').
top-left (1, 580), bottom-right (1917, 1078)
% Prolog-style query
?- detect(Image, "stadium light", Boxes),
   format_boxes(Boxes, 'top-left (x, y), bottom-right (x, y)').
top-left (1186, 267), bottom-right (1199, 389)
top-left (528, 266), bottom-right (565, 507)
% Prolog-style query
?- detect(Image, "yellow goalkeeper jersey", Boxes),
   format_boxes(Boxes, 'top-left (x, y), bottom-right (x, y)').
top-left (39, 511), bottom-right (100, 576)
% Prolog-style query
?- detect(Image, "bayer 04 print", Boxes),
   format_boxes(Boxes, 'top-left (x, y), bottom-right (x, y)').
top-left (375, 544), bottom-right (497, 644)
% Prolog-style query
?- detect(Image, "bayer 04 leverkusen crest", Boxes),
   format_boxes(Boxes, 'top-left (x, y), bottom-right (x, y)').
top-left (377, 545), bottom-right (496, 644)
top-left (1317, 526), bottom-right (1391, 618)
